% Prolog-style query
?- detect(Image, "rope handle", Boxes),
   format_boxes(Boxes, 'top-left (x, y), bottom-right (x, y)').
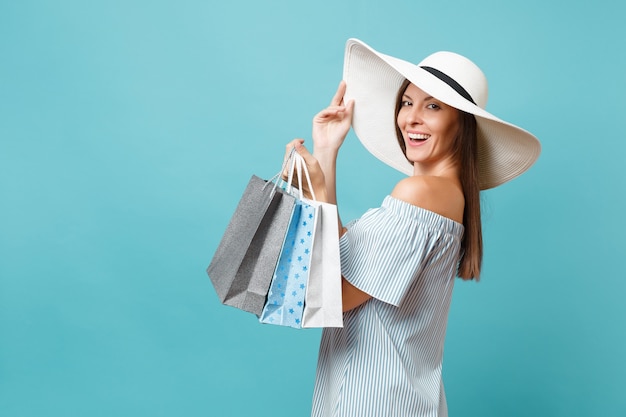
top-left (264, 146), bottom-right (316, 201)
top-left (288, 151), bottom-right (316, 201)
top-left (264, 147), bottom-right (296, 197)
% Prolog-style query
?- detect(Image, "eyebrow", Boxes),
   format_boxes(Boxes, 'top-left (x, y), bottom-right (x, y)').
top-left (402, 94), bottom-right (436, 102)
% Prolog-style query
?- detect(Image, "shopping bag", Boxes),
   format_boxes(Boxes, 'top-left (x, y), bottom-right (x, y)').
top-left (259, 200), bottom-right (317, 328)
top-left (207, 175), bottom-right (296, 316)
top-left (291, 152), bottom-right (342, 328)
top-left (301, 198), bottom-right (343, 328)
top-left (260, 152), bottom-right (343, 328)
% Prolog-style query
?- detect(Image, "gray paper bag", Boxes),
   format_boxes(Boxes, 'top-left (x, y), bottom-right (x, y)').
top-left (207, 175), bottom-right (296, 315)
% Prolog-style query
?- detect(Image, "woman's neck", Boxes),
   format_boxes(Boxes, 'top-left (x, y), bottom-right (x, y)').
top-left (412, 157), bottom-right (461, 184)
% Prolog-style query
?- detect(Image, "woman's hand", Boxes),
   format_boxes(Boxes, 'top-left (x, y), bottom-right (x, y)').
top-left (282, 139), bottom-right (329, 202)
top-left (312, 81), bottom-right (354, 154)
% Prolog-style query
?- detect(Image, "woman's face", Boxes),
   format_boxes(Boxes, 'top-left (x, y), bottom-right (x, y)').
top-left (397, 83), bottom-right (460, 173)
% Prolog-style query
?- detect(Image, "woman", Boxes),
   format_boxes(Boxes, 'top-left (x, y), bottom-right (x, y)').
top-left (288, 39), bottom-right (540, 417)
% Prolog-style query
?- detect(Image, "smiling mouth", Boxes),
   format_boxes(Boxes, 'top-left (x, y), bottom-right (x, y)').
top-left (408, 133), bottom-right (431, 143)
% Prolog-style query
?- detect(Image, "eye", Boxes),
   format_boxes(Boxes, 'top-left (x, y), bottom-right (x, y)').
top-left (426, 103), bottom-right (441, 110)
top-left (401, 100), bottom-right (412, 107)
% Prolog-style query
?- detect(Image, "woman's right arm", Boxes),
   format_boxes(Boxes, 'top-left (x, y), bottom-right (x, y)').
top-left (311, 81), bottom-right (354, 207)
top-left (312, 82), bottom-right (372, 312)
top-left (287, 82), bottom-right (370, 312)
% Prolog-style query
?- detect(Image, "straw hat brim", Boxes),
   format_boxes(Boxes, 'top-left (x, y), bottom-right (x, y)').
top-left (342, 38), bottom-right (541, 190)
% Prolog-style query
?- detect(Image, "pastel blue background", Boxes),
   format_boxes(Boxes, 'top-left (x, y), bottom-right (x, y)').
top-left (1, 1), bottom-right (624, 416)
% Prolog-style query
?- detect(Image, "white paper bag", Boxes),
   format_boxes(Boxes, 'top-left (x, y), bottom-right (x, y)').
top-left (301, 198), bottom-right (343, 328)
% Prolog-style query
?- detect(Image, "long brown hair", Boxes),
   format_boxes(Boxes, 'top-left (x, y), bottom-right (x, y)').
top-left (394, 79), bottom-right (482, 280)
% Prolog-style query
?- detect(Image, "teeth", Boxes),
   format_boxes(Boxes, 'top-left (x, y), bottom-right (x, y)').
top-left (408, 133), bottom-right (430, 140)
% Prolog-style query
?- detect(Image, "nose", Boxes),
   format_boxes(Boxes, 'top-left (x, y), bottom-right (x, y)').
top-left (404, 106), bottom-right (422, 125)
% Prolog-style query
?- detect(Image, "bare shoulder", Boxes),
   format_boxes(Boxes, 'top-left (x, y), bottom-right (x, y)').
top-left (391, 176), bottom-right (465, 223)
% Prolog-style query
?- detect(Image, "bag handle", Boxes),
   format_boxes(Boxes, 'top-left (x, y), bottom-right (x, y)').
top-left (264, 147), bottom-right (297, 197)
top-left (296, 152), bottom-right (316, 201)
top-left (265, 147), bottom-right (317, 201)
top-left (286, 151), bottom-right (316, 201)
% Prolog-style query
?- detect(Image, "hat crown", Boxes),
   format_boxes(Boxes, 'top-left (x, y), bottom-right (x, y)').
top-left (418, 51), bottom-right (488, 109)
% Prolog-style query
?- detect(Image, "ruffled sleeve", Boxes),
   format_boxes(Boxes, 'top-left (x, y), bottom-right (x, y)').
top-left (339, 196), bottom-right (463, 307)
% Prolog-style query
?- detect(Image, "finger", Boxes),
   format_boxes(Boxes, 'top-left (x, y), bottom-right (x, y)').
top-left (285, 139), bottom-right (304, 154)
top-left (293, 141), bottom-right (316, 164)
top-left (323, 99), bottom-right (354, 121)
top-left (282, 139), bottom-right (304, 176)
top-left (317, 106), bottom-right (346, 115)
top-left (329, 80), bottom-right (347, 106)
top-left (344, 99), bottom-right (355, 117)
top-left (284, 139), bottom-right (308, 163)
top-left (314, 105), bottom-right (351, 121)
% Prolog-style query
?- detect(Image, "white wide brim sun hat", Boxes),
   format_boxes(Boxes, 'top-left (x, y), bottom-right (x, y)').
top-left (342, 38), bottom-right (541, 190)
